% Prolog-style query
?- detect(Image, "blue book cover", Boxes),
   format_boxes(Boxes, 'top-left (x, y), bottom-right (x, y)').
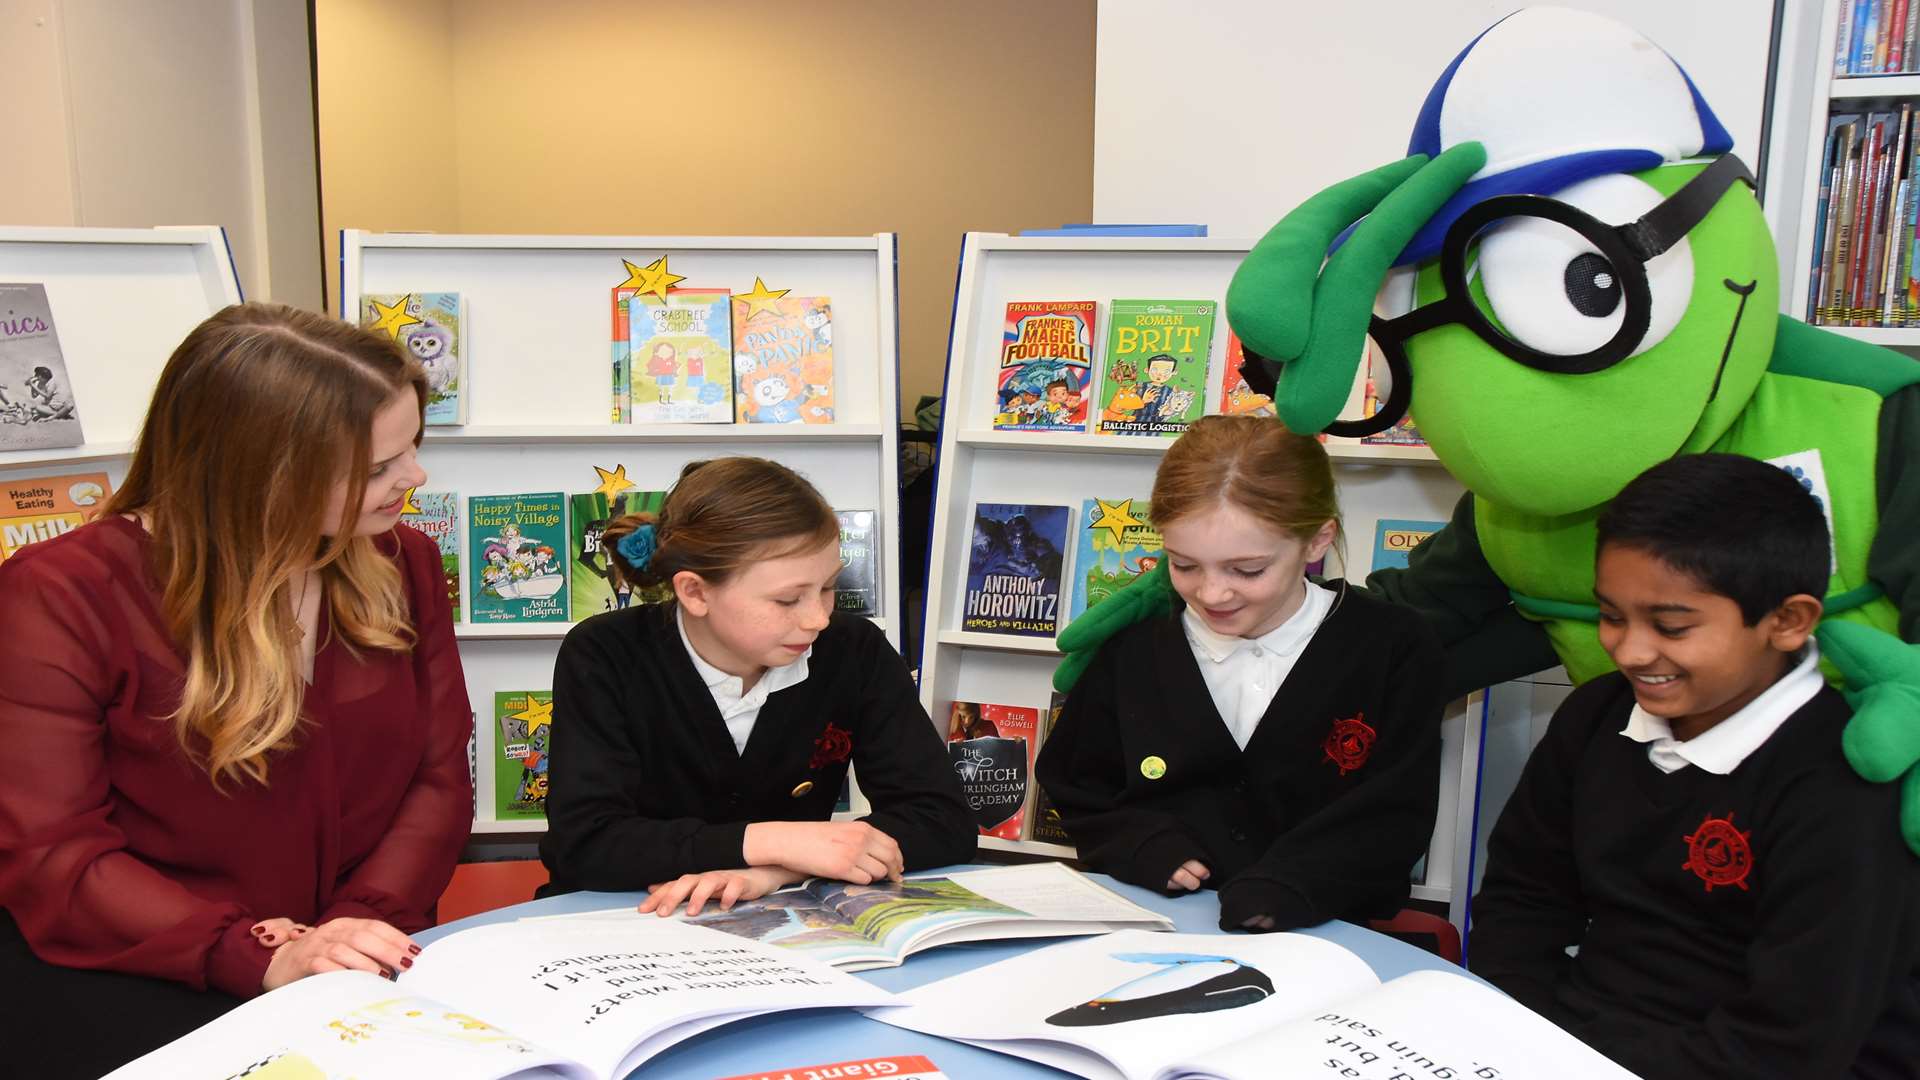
top-left (961, 503), bottom-right (1070, 636)
top-left (1371, 519), bottom-right (1446, 573)
top-left (1068, 497), bottom-right (1163, 624)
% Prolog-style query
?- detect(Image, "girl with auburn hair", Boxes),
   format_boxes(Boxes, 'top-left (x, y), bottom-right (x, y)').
top-left (1036, 414), bottom-right (1445, 932)
top-left (0, 303), bottom-right (473, 1078)
top-left (540, 456), bottom-right (974, 914)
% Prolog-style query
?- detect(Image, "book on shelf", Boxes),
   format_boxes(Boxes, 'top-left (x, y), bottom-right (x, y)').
top-left (869, 929), bottom-right (1636, 1080)
top-left (399, 489), bottom-right (462, 621)
top-left (1358, 343), bottom-right (1425, 446)
top-left (493, 689), bottom-right (551, 821)
top-left (631, 288), bottom-right (734, 424)
top-left (1097, 299), bottom-right (1214, 438)
top-left (993, 300), bottom-right (1096, 433)
top-left (0, 471), bottom-right (109, 563)
top-left (717, 1056), bottom-right (949, 1080)
top-left (962, 502), bottom-right (1070, 636)
top-left (105, 917), bottom-right (895, 1080)
top-left (1814, 105), bottom-right (1920, 328)
top-left (0, 283), bottom-right (84, 451)
top-left (1838, 0), bottom-right (1920, 75)
top-left (469, 492), bottom-right (569, 623)
top-left (734, 294), bottom-right (834, 424)
top-left (1069, 497), bottom-right (1163, 624)
top-left (612, 286), bottom-right (639, 422)
top-left (1028, 691), bottom-right (1072, 844)
top-left (569, 488), bottom-right (671, 618)
top-left (946, 700), bottom-right (1042, 839)
top-left (1213, 331), bottom-right (1274, 418)
top-left (360, 292), bottom-right (466, 424)
top-left (833, 508), bottom-right (880, 615)
top-left (1370, 518), bottom-right (1446, 574)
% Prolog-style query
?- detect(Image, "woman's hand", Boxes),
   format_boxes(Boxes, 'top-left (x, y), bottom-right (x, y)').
top-left (743, 820), bottom-right (904, 884)
top-left (261, 917), bottom-right (420, 991)
top-left (1167, 859), bottom-right (1211, 892)
top-left (637, 866), bottom-right (807, 918)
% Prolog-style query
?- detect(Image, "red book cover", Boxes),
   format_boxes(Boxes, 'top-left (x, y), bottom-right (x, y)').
top-left (1215, 331), bottom-right (1275, 418)
top-left (945, 700), bottom-right (1042, 840)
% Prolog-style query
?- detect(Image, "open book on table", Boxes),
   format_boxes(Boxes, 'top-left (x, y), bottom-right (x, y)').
top-left (868, 929), bottom-right (1638, 1080)
top-left (106, 918), bottom-right (895, 1080)
top-left (544, 861), bottom-right (1173, 971)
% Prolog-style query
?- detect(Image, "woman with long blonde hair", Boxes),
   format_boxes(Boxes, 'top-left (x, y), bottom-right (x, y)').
top-left (0, 303), bottom-right (473, 1077)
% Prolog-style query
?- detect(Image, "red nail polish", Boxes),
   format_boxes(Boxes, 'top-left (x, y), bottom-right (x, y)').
top-left (248, 926), bottom-right (265, 936)
top-left (400, 956), bottom-right (413, 969)
top-left (381, 968), bottom-right (396, 980)
top-left (408, 944), bottom-right (421, 956)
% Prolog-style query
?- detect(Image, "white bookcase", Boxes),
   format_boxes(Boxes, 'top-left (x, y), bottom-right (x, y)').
top-left (918, 232), bottom-right (1483, 921)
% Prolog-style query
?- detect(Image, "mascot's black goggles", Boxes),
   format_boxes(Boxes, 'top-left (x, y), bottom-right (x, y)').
top-left (1349, 153), bottom-right (1755, 436)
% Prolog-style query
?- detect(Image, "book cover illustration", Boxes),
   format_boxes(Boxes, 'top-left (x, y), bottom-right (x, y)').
top-left (1069, 497), bottom-right (1164, 624)
top-left (493, 690), bottom-right (552, 820)
top-left (398, 489), bottom-right (461, 621)
top-left (834, 508), bottom-right (880, 615)
top-left (1215, 331), bottom-right (1275, 418)
top-left (360, 292), bottom-right (465, 424)
top-left (0, 472), bottom-right (109, 563)
top-left (1371, 518), bottom-right (1446, 573)
top-left (1097, 299), bottom-right (1214, 437)
top-left (992, 300), bottom-right (1095, 432)
top-left (1359, 341), bottom-right (1426, 446)
top-left (570, 469), bottom-right (670, 618)
top-left (1028, 691), bottom-right (1071, 845)
top-left (947, 700), bottom-right (1042, 839)
top-left (468, 492), bottom-right (569, 623)
top-left (734, 292), bottom-right (834, 424)
top-left (631, 288), bottom-right (733, 423)
top-left (961, 502), bottom-right (1069, 637)
top-left (0, 284), bottom-right (83, 451)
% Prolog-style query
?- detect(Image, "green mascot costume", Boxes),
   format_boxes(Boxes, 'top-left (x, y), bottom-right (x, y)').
top-left (1054, 7), bottom-right (1920, 853)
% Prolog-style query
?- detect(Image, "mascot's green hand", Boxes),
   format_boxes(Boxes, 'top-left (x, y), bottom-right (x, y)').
top-left (1818, 620), bottom-right (1920, 855)
top-left (1052, 559), bottom-right (1176, 693)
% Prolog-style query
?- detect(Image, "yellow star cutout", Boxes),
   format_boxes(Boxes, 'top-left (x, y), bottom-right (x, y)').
top-left (366, 294), bottom-right (421, 340)
top-left (637, 255), bottom-right (686, 303)
top-left (400, 488), bottom-right (423, 515)
top-left (592, 463), bottom-right (635, 498)
top-left (734, 276), bottom-right (791, 321)
top-left (510, 695), bottom-right (554, 735)
top-left (1086, 498), bottom-right (1144, 545)
top-left (616, 259), bottom-right (653, 290)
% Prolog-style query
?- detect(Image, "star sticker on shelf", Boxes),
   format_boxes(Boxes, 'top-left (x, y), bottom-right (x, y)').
top-left (637, 255), bottom-right (686, 302)
top-left (734, 275), bottom-right (791, 321)
top-left (592, 463), bottom-right (635, 498)
top-left (400, 487), bottom-right (423, 515)
top-left (616, 258), bottom-right (654, 291)
top-left (510, 695), bottom-right (554, 736)
top-left (1086, 497), bottom-right (1145, 545)
top-left (366, 294), bottom-right (421, 340)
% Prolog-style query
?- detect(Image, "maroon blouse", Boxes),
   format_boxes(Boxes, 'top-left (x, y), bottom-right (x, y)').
top-left (0, 517), bottom-right (473, 998)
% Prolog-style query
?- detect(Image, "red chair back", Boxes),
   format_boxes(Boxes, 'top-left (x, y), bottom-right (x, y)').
top-left (1368, 908), bottom-right (1463, 966)
top-left (437, 859), bottom-right (550, 925)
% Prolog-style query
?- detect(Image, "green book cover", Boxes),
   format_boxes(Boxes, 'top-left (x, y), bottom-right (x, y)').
top-left (468, 492), bottom-right (569, 623)
top-left (399, 489), bottom-right (461, 622)
top-left (493, 689), bottom-right (551, 821)
top-left (1069, 496), bottom-right (1163, 623)
top-left (1096, 299), bottom-right (1214, 437)
top-left (569, 488), bottom-right (670, 617)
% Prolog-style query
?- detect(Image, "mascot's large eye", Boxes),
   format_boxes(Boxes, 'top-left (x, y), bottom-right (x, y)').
top-left (1471, 173), bottom-right (1693, 360)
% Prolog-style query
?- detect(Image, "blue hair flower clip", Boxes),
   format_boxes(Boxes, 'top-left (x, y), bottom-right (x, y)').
top-left (616, 523), bottom-right (657, 571)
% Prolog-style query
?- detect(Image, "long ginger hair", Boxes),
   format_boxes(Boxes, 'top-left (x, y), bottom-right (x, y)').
top-left (103, 303), bottom-right (427, 787)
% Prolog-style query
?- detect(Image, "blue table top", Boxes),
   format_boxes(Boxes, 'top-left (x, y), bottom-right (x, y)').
top-left (419, 867), bottom-right (1461, 1079)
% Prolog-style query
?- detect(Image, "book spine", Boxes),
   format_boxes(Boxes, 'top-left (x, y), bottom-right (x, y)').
top-left (1863, 0), bottom-right (1883, 73)
top-left (1872, 121), bottom-right (1897, 318)
top-left (1830, 127), bottom-right (1861, 319)
top-left (1853, 0), bottom-right (1874, 73)
top-left (1893, 0), bottom-right (1910, 70)
top-left (1907, 0), bottom-right (1919, 70)
top-left (1884, 106), bottom-right (1914, 322)
top-left (1838, 0), bottom-right (1858, 74)
top-left (1813, 126), bottom-right (1842, 321)
top-left (1847, 123), bottom-right (1879, 324)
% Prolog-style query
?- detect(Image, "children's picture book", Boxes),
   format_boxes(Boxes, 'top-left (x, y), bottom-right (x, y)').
top-left (0, 471), bottom-right (109, 563)
top-left (716, 1055), bottom-right (950, 1080)
top-left (360, 292), bottom-right (466, 424)
top-left (993, 300), bottom-right (1096, 432)
top-left (870, 929), bottom-right (1637, 1080)
top-left (611, 286), bottom-right (638, 422)
top-left (569, 488), bottom-right (670, 618)
top-left (632, 288), bottom-right (734, 424)
top-left (1370, 518), bottom-right (1446, 573)
top-left (1358, 341), bottom-right (1426, 446)
top-left (833, 508), bottom-right (880, 615)
top-left (947, 700), bottom-right (1042, 839)
top-left (468, 493), bottom-right (569, 623)
top-left (734, 294), bottom-right (835, 424)
top-left (961, 502), bottom-right (1069, 636)
top-left (1069, 497), bottom-right (1164, 624)
top-left (493, 690), bottom-right (551, 821)
top-left (1098, 299), bottom-right (1214, 438)
top-left (105, 918), bottom-right (897, 1080)
top-left (1214, 331), bottom-right (1275, 418)
top-left (399, 489), bottom-right (461, 621)
top-left (1029, 691), bottom-right (1072, 845)
top-left (0, 283), bottom-right (83, 451)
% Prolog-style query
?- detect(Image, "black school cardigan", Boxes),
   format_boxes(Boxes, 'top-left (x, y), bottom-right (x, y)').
top-left (539, 605), bottom-right (976, 893)
top-left (1035, 583), bottom-right (1446, 931)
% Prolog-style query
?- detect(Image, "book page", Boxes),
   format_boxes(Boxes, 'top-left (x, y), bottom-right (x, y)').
top-left (1164, 970), bottom-right (1638, 1080)
top-left (716, 1054), bottom-right (951, 1080)
top-left (944, 863), bottom-right (1172, 926)
top-left (868, 930), bottom-right (1380, 1080)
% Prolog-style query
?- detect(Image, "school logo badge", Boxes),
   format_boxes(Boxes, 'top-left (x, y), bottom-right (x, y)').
top-left (808, 722), bottom-right (854, 769)
top-left (1682, 811), bottom-right (1754, 892)
top-left (1321, 713), bottom-right (1375, 776)
top-left (948, 736), bottom-right (1030, 832)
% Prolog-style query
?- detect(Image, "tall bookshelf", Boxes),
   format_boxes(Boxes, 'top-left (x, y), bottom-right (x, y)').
top-left (918, 232), bottom-right (1486, 923)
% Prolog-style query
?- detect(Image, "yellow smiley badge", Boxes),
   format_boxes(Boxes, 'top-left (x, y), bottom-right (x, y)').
top-left (1140, 755), bottom-right (1167, 780)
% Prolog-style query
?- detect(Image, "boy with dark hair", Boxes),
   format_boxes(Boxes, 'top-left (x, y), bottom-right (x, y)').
top-left (1470, 454), bottom-right (1919, 1079)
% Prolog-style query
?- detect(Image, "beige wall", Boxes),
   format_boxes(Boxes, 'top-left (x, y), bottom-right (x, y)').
top-left (317, 0), bottom-right (1095, 408)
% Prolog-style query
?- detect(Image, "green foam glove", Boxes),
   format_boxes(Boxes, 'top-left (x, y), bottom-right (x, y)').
top-left (1052, 559), bottom-right (1176, 693)
top-left (1818, 620), bottom-right (1920, 855)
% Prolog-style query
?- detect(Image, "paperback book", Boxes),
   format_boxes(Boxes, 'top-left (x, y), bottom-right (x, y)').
top-left (1028, 691), bottom-right (1072, 844)
top-left (399, 489), bottom-right (461, 621)
top-left (493, 689), bottom-right (552, 821)
top-left (717, 1056), bottom-right (949, 1080)
top-left (360, 292), bottom-right (466, 424)
top-left (1069, 497), bottom-right (1163, 624)
top-left (961, 502), bottom-right (1070, 636)
top-left (1098, 299), bottom-right (1213, 437)
top-left (993, 300), bottom-right (1096, 432)
top-left (0, 283), bottom-right (84, 451)
top-left (631, 288), bottom-right (734, 423)
top-left (1370, 518), bottom-right (1445, 573)
top-left (734, 294), bottom-right (835, 424)
top-left (569, 488), bottom-right (670, 618)
top-left (0, 471), bottom-right (109, 563)
top-left (611, 286), bottom-right (639, 422)
top-left (1214, 332), bottom-right (1274, 418)
top-left (833, 508), bottom-right (880, 615)
top-left (947, 700), bottom-right (1042, 839)
top-left (469, 492), bottom-right (569, 623)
